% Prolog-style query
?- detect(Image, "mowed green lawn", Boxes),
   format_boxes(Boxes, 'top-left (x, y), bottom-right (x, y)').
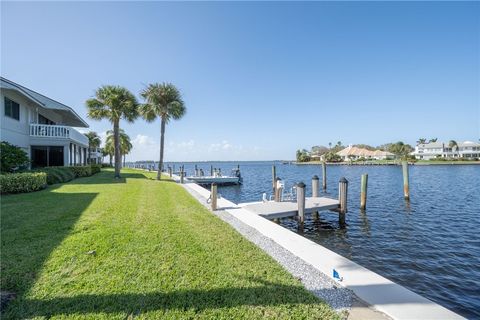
top-left (1, 169), bottom-right (338, 319)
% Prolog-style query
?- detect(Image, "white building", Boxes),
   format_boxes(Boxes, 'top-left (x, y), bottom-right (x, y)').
top-left (413, 141), bottom-right (480, 160)
top-left (1, 77), bottom-right (90, 168)
top-left (89, 147), bottom-right (103, 164)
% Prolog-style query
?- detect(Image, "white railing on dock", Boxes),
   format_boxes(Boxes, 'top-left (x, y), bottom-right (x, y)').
top-left (29, 124), bottom-right (88, 146)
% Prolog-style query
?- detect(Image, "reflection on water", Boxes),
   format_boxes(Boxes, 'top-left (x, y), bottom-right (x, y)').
top-left (137, 161), bottom-right (480, 318)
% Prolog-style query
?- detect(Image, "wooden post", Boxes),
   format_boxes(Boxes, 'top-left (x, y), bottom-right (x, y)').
top-left (180, 169), bottom-right (184, 184)
top-left (211, 183), bottom-right (217, 210)
top-left (195, 165), bottom-right (198, 177)
top-left (402, 161), bottom-right (410, 200)
top-left (272, 165), bottom-right (276, 194)
top-left (169, 167), bottom-right (172, 177)
top-left (322, 161), bottom-right (327, 191)
top-left (360, 174), bottom-right (368, 210)
top-left (210, 165), bottom-right (213, 176)
top-left (312, 175), bottom-right (319, 219)
top-left (312, 175), bottom-right (319, 197)
top-left (274, 177), bottom-right (282, 202)
top-left (297, 182), bottom-right (306, 224)
top-left (338, 177), bottom-right (348, 225)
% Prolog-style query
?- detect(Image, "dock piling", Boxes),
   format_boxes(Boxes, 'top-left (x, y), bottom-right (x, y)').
top-left (211, 183), bottom-right (217, 210)
top-left (296, 182), bottom-right (306, 224)
top-left (180, 169), bottom-right (184, 184)
top-left (272, 165), bottom-right (276, 195)
top-left (322, 162), bottom-right (327, 190)
top-left (275, 177), bottom-right (283, 202)
top-left (402, 161), bottom-right (410, 200)
top-left (338, 177), bottom-right (348, 225)
top-left (210, 165), bottom-right (213, 176)
top-left (360, 174), bottom-right (368, 210)
top-left (312, 175), bottom-right (319, 197)
top-left (312, 175), bottom-right (319, 219)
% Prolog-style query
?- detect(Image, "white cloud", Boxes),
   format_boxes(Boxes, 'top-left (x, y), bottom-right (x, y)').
top-left (126, 135), bottom-right (266, 161)
top-left (133, 134), bottom-right (155, 146)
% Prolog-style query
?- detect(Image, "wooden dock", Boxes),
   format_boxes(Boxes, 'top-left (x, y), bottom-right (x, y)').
top-left (240, 197), bottom-right (339, 219)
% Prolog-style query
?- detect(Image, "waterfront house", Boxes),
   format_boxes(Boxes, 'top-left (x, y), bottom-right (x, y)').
top-left (413, 141), bottom-right (480, 160)
top-left (89, 147), bottom-right (103, 164)
top-left (336, 145), bottom-right (395, 161)
top-left (1, 77), bottom-right (90, 168)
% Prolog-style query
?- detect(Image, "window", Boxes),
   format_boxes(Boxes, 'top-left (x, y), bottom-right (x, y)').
top-left (4, 97), bottom-right (20, 120)
top-left (31, 146), bottom-right (64, 168)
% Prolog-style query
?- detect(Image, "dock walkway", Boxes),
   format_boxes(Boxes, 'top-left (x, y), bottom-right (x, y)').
top-left (240, 197), bottom-right (339, 219)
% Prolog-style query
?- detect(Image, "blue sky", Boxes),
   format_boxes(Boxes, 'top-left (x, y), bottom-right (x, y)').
top-left (1, 1), bottom-right (479, 161)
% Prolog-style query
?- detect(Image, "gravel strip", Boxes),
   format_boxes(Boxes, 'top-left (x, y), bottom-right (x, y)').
top-left (182, 184), bottom-right (354, 312)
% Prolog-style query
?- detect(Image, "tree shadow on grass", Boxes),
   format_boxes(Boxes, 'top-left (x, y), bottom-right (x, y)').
top-left (1, 191), bottom-right (98, 315)
top-left (20, 281), bottom-right (330, 318)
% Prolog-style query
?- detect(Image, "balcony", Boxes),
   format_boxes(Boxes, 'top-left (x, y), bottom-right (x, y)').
top-left (30, 124), bottom-right (89, 146)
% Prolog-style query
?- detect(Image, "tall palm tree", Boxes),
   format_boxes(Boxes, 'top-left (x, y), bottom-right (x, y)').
top-left (85, 131), bottom-right (101, 164)
top-left (140, 83), bottom-right (186, 180)
top-left (86, 86), bottom-right (139, 178)
top-left (106, 129), bottom-right (132, 167)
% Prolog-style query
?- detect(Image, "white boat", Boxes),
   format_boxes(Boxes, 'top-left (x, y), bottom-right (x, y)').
top-left (186, 167), bottom-right (243, 186)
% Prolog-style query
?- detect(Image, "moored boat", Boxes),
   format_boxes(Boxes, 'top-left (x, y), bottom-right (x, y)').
top-left (187, 167), bottom-right (243, 186)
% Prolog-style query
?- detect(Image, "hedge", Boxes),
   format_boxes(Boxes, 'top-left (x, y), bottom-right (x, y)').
top-left (35, 165), bottom-right (99, 185)
top-left (36, 167), bottom-right (76, 185)
top-left (91, 164), bottom-right (101, 174)
top-left (0, 172), bottom-right (47, 194)
top-left (70, 166), bottom-right (92, 178)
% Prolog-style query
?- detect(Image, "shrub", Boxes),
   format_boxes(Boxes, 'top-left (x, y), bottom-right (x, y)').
top-left (0, 172), bottom-right (47, 194)
top-left (90, 164), bottom-right (101, 174)
top-left (325, 152), bottom-right (342, 162)
top-left (36, 167), bottom-right (76, 185)
top-left (101, 163), bottom-right (113, 168)
top-left (70, 166), bottom-right (92, 178)
top-left (1, 141), bottom-right (30, 173)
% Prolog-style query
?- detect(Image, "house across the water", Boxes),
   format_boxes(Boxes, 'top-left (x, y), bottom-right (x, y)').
top-left (336, 145), bottom-right (395, 161)
top-left (1, 77), bottom-right (96, 168)
top-left (412, 141), bottom-right (480, 160)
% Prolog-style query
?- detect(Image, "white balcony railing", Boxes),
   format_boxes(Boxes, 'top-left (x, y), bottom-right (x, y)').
top-left (30, 124), bottom-right (89, 146)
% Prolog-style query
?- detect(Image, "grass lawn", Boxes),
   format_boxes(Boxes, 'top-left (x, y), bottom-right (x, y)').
top-left (1, 168), bottom-right (338, 319)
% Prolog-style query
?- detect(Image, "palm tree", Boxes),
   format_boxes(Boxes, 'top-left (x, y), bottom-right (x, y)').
top-left (448, 140), bottom-right (458, 158)
top-left (416, 138), bottom-right (427, 145)
top-left (106, 129), bottom-right (132, 167)
top-left (104, 141), bottom-right (114, 166)
top-left (85, 131), bottom-right (101, 164)
top-left (86, 86), bottom-right (139, 178)
top-left (140, 83), bottom-right (186, 180)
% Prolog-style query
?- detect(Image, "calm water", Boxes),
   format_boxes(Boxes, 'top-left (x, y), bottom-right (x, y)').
top-left (143, 161), bottom-right (480, 318)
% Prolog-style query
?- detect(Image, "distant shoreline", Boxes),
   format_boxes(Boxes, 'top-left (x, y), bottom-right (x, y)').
top-left (295, 160), bottom-right (480, 166)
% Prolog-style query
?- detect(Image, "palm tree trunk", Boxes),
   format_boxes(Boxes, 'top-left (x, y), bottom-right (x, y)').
top-left (114, 119), bottom-right (121, 178)
top-left (157, 118), bottom-right (166, 180)
top-left (123, 154), bottom-right (126, 168)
